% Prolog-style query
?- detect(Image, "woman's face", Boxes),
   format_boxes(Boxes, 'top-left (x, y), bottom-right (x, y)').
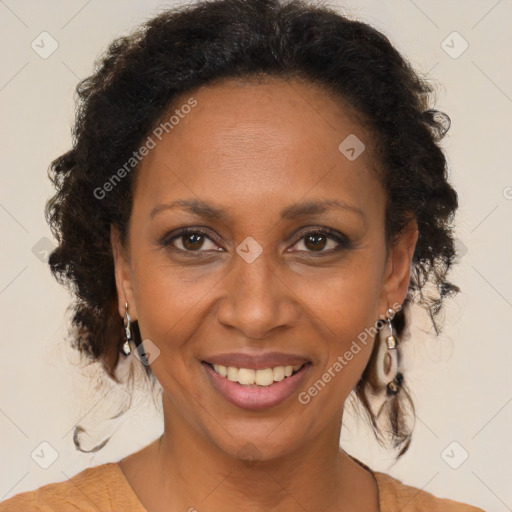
top-left (113, 77), bottom-right (416, 461)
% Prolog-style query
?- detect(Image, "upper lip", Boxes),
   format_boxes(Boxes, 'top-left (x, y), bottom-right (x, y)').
top-left (203, 352), bottom-right (310, 370)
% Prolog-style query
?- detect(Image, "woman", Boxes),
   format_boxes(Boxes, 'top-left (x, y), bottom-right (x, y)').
top-left (1, 0), bottom-right (485, 510)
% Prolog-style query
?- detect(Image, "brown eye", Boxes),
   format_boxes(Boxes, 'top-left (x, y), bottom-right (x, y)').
top-left (291, 228), bottom-right (350, 254)
top-left (182, 232), bottom-right (206, 251)
top-left (162, 228), bottom-right (222, 253)
top-left (304, 234), bottom-right (327, 251)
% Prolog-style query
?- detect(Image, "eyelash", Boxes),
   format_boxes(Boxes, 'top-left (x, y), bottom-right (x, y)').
top-left (160, 226), bottom-right (350, 255)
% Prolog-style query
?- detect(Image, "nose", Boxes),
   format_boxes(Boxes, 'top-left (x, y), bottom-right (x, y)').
top-left (215, 250), bottom-right (300, 340)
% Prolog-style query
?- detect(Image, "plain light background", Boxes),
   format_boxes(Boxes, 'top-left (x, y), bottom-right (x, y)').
top-left (1, 0), bottom-right (511, 510)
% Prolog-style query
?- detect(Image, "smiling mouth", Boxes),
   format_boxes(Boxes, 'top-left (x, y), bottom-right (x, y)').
top-left (204, 362), bottom-right (308, 387)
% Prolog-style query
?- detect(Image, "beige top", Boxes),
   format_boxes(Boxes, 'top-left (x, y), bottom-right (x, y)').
top-left (0, 462), bottom-right (484, 511)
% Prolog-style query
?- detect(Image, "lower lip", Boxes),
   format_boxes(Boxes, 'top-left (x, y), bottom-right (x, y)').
top-left (203, 363), bottom-right (310, 411)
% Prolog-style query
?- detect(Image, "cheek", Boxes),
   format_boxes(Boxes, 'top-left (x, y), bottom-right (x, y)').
top-left (130, 262), bottom-right (218, 411)
top-left (290, 253), bottom-right (384, 401)
top-left (292, 250), bottom-right (385, 335)
top-left (131, 258), bottom-right (219, 343)
top-left (129, 251), bottom-right (232, 402)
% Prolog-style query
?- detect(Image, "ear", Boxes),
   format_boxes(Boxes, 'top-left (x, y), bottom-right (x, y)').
top-left (111, 226), bottom-right (138, 320)
top-left (380, 219), bottom-right (418, 312)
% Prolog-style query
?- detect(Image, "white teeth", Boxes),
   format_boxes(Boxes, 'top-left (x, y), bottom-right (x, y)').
top-left (211, 363), bottom-right (305, 387)
top-left (255, 368), bottom-right (274, 386)
top-left (213, 364), bottom-right (228, 377)
top-left (273, 366), bottom-right (285, 381)
top-left (227, 366), bottom-right (239, 382)
top-left (238, 368), bottom-right (255, 385)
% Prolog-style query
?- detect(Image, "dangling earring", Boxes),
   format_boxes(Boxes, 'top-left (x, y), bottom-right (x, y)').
top-left (387, 371), bottom-right (403, 396)
top-left (384, 308), bottom-right (396, 349)
top-left (121, 302), bottom-right (132, 356)
top-left (384, 307), bottom-right (403, 396)
top-left (374, 308), bottom-right (403, 397)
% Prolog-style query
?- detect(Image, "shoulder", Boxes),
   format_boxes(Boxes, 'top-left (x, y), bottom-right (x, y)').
top-left (0, 463), bottom-right (146, 512)
top-left (374, 471), bottom-right (486, 512)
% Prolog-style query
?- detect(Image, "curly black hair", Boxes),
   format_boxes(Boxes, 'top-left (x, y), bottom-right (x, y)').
top-left (46, 0), bottom-right (458, 456)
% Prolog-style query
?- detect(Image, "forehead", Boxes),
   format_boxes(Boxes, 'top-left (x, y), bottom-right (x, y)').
top-left (133, 77), bottom-right (382, 216)
top-left (165, 76), bottom-right (368, 155)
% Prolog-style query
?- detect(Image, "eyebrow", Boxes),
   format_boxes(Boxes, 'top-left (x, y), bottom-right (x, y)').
top-left (150, 198), bottom-right (366, 222)
top-left (280, 199), bottom-right (365, 222)
top-left (151, 199), bottom-right (225, 220)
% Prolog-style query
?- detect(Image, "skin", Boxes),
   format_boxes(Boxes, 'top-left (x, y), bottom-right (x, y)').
top-left (112, 77), bottom-right (418, 512)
